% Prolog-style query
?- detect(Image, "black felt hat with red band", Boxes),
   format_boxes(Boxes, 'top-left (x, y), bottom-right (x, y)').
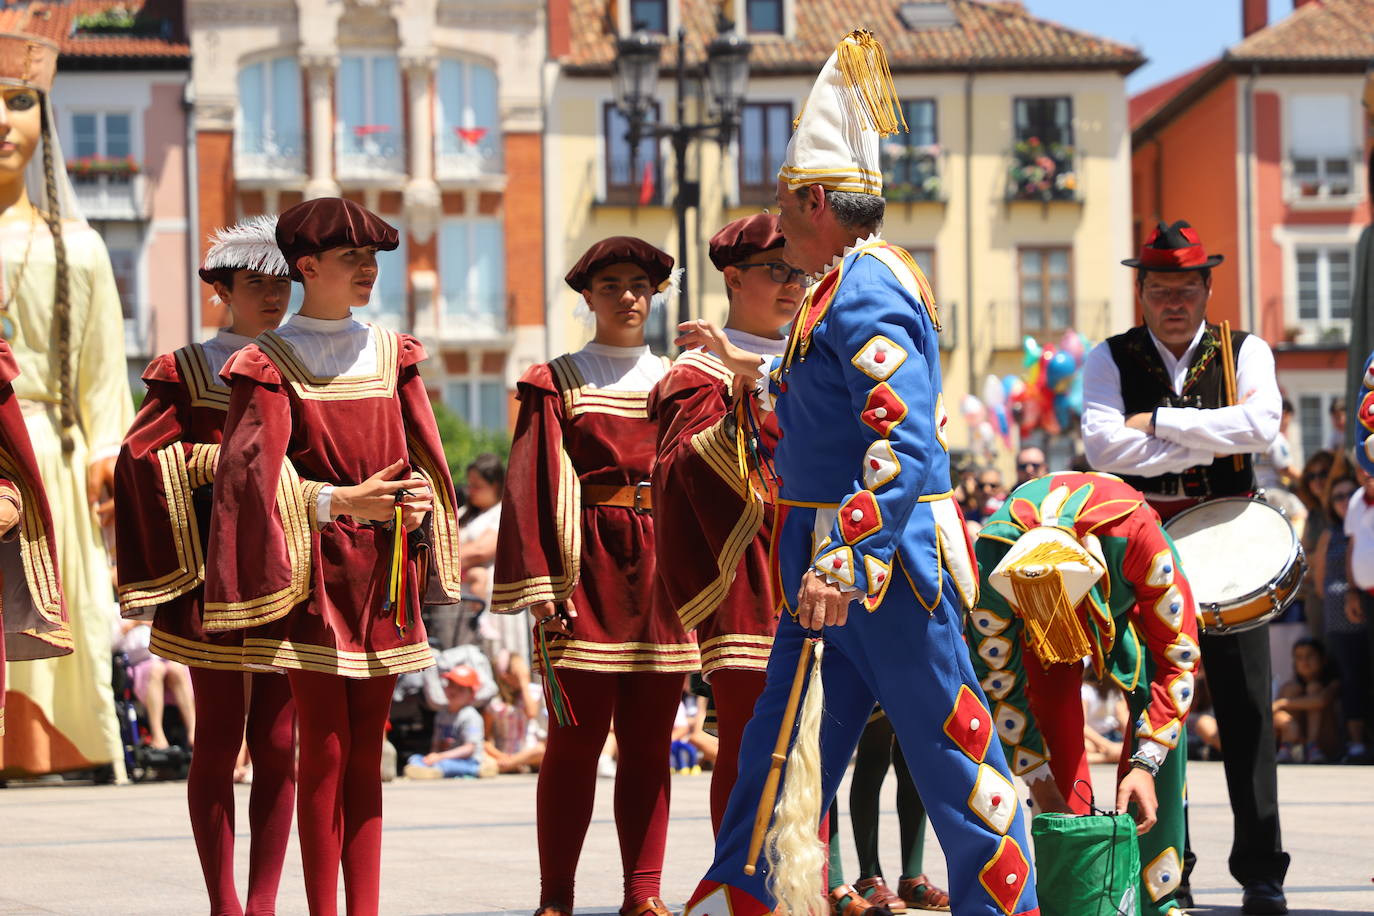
top-left (1121, 220), bottom-right (1224, 272)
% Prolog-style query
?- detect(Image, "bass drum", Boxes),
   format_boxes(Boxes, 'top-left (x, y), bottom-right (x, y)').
top-left (1163, 496), bottom-right (1306, 635)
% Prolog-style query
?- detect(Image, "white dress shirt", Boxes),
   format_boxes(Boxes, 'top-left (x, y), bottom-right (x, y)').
top-left (567, 341), bottom-right (666, 390)
top-left (1081, 323), bottom-right (1282, 495)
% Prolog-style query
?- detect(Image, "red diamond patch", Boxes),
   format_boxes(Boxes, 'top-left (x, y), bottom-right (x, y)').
top-left (979, 837), bottom-right (1031, 915)
top-left (861, 383), bottom-right (907, 437)
top-left (943, 684), bottom-right (993, 764)
top-left (839, 491), bottom-right (882, 544)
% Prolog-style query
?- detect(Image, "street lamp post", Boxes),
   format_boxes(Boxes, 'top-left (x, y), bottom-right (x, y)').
top-left (614, 18), bottom-right (752, 342)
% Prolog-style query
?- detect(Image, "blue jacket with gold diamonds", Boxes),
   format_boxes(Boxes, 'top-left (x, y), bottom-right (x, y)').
top-left (767, 239), bottom-right (977, 615)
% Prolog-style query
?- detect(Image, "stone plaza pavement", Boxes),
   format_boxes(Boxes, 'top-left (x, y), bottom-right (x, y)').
top-left (1, 761), bottom-right (1371, 915)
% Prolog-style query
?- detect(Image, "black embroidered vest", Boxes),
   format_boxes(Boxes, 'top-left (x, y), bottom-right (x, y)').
top-left (1106, 323), bottom-right (1255, 499)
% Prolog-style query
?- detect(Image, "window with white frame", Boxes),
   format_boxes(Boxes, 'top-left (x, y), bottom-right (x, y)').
top-left (70, 111), bottom-right (134, 182)
top-left (236, 58), bottom-right (304, 177)
top-left (436, 58), bottom-right (502, 180)
top-left (369, 220), bottom-right (408, 329)
top-left (445, 378), bottom-right (508, 432)
top-left (439, 218), bottom-right (505, 337)
top-left (746, 0), bottom-right (784, 34)
top-left (1289, 94), bottom-right (1356, 201)
top-left (1297, 392), bottom-right (1342, 462)
top-left (1295, 245), bottom-right (1352, 340)
top-left (337, 54), bottom-right (403, 177)
top-left (604, 102), bottom-right (661, 206)
top-left (628, 0), bottom-right (668, 32)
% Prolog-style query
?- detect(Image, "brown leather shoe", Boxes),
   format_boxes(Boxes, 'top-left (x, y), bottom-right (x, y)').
top-left (897, 875), bottom-right (950, 912)
top-left (622, 897), bottom-right (674, 916)
top-left (830, 884), bottom-right (894, 916)
top-left (855, 876), bottom-right (907, 913)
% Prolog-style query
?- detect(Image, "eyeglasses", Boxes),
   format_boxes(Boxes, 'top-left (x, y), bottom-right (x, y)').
top-left (1017, 462), bottom-right (1045, 472)
top-left (1141, 284), bottom-right (1207, 305)
top-left (1333, 490), bottom-right (1356, 503)
top-left (737, 261), bottom-right (812, 288)
top-left (978, 481), bottom-right (1001, 490)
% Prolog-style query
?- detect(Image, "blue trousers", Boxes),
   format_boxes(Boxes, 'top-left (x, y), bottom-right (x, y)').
top-left (700, 572), bottom-right (1040, 916)
top-left (407, 754), bottom-right (480, 778)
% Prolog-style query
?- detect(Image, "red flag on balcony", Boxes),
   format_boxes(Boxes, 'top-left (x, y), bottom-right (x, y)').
top-left (638, 160), bottom-right (655, 206)
top-left (455, 127), bottom-right (488, 145)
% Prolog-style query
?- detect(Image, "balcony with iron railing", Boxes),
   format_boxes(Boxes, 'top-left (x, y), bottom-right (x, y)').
top-left (1005, 138), bottom-right (1078, 203)
top-left (337, 124), bottom-right (405, 182)
top-left (235, 130), bottom-right (306, 184)
top-left (436, 126), bottom-right (504, 185)
top-left (436, 294), bottom-right (508, 342)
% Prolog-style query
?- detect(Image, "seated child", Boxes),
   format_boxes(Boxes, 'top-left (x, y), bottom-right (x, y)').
top-left (405, 665), bottom-right (489, 779)
top-left (1275, 637), bottom-right (1342, 763)
top-left (484, 650), bottom-right (548, 774)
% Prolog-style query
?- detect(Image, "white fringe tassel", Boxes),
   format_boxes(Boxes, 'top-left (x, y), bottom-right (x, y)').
top-left (764, 641), bottom-right (827, 916)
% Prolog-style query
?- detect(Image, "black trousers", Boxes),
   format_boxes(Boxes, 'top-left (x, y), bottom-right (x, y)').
top-left (1185, 624), bottom-right (1290, 888)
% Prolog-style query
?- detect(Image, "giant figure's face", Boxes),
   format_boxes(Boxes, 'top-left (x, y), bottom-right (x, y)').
top-left (0, 88), bottom-right (42, 179)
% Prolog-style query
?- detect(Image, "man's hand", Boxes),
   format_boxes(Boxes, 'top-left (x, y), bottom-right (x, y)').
top-left (423, 752), bottom-right (442, 766)
top-left (1116, 766), bottom-right (1159, 835)
top-left (1346, 591), bottom-right (1366, 625)
top-left (533, 599), bottom-right (577, 637)
top-left (1125, 413), bottom-right (1155, 435)
top-left (675, 319), bottom-right (764, 380)
top-left (88, 456), bottom-right (116, 531)
top-left (796, 571), bottom-right (855, 631)
top-left (331, 460), bottom-right (430, 524)
top-left (1027, 776), bottom-right (1073, 815)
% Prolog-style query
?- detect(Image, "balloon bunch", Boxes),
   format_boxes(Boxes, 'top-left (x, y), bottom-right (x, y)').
top-left (961, 329), bottom-right (1093, 456)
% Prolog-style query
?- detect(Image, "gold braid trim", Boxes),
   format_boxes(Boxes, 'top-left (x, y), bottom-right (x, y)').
top-left (407, 433), bottom-right (462, 599)
top-left (0, 450), bottom-right (63, 631)
top-left (1004, 541), bottom-right (1093, 667)
top-left (490, 441), bottom-right (581, 612)
top-left (117, 444), bottom-right (206, 613)
top-left (202, 460), bottom-right (314, 630)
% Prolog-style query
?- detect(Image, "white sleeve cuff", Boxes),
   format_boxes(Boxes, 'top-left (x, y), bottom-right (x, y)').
top-left (316, 485), bottom-right (334, 524)
top-left (1135, 739), bottom-right (1169, 767)
top-left (754, 356), bottom-right (776, 413)
top-left (1022, 761), bottom-right (1055, 786)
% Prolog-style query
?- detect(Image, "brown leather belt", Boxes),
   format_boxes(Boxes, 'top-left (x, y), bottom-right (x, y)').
top-left (583, 482), bottom-right (653, 514)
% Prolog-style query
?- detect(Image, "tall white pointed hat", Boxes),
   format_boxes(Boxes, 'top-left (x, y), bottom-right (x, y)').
top-left (778, 30), bottom-right (906, 197)
top-left (198, 214), bottom-right (289, 283)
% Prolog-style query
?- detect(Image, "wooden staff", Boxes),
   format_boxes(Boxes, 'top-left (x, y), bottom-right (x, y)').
top-left (743, 636), bottom-right (817, 876)
top-left (1219, 320), bottom-right (1244, 470)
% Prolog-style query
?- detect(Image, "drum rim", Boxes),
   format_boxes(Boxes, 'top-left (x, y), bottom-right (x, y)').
top-left (1165, 496), bottom-right (1301, 611)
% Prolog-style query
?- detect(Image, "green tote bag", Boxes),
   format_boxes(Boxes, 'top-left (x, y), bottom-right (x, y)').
top-left (1031, 812), bottom-right (1140, 916)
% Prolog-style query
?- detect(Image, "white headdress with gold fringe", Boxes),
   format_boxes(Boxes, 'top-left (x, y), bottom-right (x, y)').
top-left (778, 30), bottom-right (907, 198)
top-left (990, 526), bottom-right (1106, 667)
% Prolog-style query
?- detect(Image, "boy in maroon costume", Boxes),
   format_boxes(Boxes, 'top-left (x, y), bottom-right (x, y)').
top-left (204, 198), bottom-right (462, 916)
top-left (117, 216), bottom-right (297, 915)
top-left (649, 213), bottom-right (802, 832)
top-left (492, 237), bottom-right (697, 916)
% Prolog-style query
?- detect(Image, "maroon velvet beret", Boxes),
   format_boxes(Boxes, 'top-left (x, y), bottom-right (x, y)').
top-left (708, 214), bottom-right (786, 270)
top-left (564, 236), bottom-right (674, 292)
top-left (276, 198), bottom-right (399, 281)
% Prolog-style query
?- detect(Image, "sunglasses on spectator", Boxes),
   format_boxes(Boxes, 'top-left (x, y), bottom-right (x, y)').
top-left (736, 261), bottom-right (812, 287)
top-left (978, 481), bottom-right (1000, 490)
top-left (1017, 462), bottom-right (1045, 471)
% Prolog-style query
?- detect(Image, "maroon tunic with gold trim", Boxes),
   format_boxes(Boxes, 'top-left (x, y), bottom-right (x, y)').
top-left (492, 353), bottom-right (698, 674)
top-left (649, 350), bottom-right (779, 678)
top-left (116, 341), bottom-right (253, 670)
top-left (0, 339), bottom-right (67, 738)
top-left (202, 327), bottom-right (462, 678)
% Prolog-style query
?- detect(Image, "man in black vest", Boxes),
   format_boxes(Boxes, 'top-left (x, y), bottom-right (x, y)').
top-left (1081, 220), bottom-right (1288, 915)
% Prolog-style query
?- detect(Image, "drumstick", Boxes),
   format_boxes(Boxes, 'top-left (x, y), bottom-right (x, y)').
top-left (743, 635), bottom-right (816, 876)
top-left (1219, 321), bottom-right (1244, 471)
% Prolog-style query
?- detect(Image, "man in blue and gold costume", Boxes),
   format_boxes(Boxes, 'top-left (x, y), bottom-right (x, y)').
top-left (675, 30), bottom-right (1040, 916)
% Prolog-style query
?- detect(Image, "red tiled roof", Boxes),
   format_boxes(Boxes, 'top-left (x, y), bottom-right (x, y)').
top-left (1132, 0), bottom-right (1374, 141)
top-left (564, 0), bottom-right (1144, 74)
top-left (0, 0), bottom-right (189, 62)
top-left (1128, 60), bottom-right (1215, 131)
top-left (1229, 0), bottom-right (1374, 62)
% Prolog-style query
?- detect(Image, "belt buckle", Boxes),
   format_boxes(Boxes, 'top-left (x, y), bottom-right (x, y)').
top-left (633, 481), bottom-right (652, 514)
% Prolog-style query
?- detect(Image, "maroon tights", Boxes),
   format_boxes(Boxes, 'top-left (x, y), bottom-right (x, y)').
top-left (187, 668), bottom-right (296, 916)
top-left (536, 669), bottom-right (682, 911)
top-left (707, 668), bottom-right (767, 835)
top-left (287, 670), bottom-right (398, 916)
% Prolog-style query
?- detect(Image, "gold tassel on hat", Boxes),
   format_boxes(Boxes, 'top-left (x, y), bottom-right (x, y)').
top-left (834, 30), bottom-right (908, 137)
top-left (1003, 541), bottom-right (1094, 667)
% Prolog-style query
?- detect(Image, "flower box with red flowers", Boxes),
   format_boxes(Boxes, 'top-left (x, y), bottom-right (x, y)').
top-left (67, 155), bottom-right (141, 180)
top-left (1006, 138), bottom-right (1077, 202)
